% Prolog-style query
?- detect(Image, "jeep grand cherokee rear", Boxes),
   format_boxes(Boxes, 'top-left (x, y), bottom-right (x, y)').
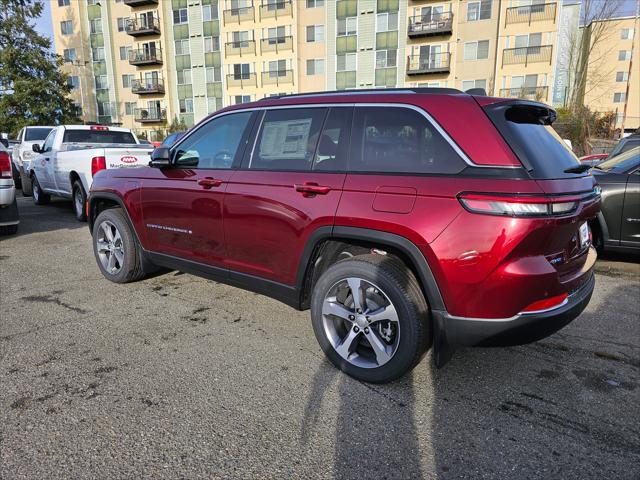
top-left (87, 89), bottom-right (599, 383)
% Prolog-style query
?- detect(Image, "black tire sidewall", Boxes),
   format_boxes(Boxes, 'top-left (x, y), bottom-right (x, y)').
top-left (311, 259), bottom-right (428, 383)
top-left (73, 181), bottom-right (87, 221)
top-left (92, 209), bottom-right (138, 283)
top-left (32, 176), bottom-right (49, 204)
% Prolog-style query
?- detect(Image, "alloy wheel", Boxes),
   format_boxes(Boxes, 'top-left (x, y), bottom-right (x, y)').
top-left (96, 220), bottom-right (125, 275)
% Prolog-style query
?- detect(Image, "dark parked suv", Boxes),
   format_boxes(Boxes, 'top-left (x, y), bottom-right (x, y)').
top-left (88, 89), bottom-right (600, 383)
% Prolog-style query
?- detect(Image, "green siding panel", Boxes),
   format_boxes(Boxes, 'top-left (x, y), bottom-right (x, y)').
top-left (175, 55), bottom-right (191, 70)
top-left (336, 71), bottom-right (356, 90)
top-left (336, 35), bottom-right (357, 54)
top-left (203, 20), bottom-right (219, 37)
top-left (377, 0), bottom-right (399, 13)
top-left (376, 31), bottom-right (398, 49)
top-left (177, 85), bottom-right (193, 99)
top-left (173, 24), bottom-right (189, 40)
top-left (206, 83), bottom-right (222, 97)
top-left (180, 113), bottom-right (195, 127)
top-left (336, 0), bottom-right (357, 19)
top-left (87, 5), bottom-right (101, 20)
top-left (93, 62), bottom-right (106, 75)
top-left (375, 68), bottom-right (397, 87)
top-left (172, 0), bottom-right (188, 8)
top-left (90, 34), bottom-right (104, 48)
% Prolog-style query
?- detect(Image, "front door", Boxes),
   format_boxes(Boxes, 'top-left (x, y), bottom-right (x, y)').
top-left (37, 130), bottom-right (57, 190)
top-left (223, 107), bottom-right (352, 286)
top-left (140, 110), bottom-right (255, 267)
top-left (621, 171), bottom-right (640, 246)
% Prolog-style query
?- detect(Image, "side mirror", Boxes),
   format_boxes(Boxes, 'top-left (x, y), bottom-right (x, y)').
top-left (32, 143), bottom-right (42, 153)
top-left (149, 146), bottom-right (170, 167)
top-left (0, 138), bottom-right (8, 148)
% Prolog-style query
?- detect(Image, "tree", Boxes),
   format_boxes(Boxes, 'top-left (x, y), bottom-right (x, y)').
top-left (167, 115), bottom-right (187, 133)
top-left (0, 0), bottom-right (79, 136)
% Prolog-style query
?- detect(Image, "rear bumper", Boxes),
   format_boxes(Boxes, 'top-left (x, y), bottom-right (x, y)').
top-left (0, 196), bottom-right (19, 226)
top-left (434, 271), bottom-right (595, 347)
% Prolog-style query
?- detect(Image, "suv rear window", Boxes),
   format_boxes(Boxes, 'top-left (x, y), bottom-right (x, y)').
top-left (62, 129), bottom-right (136, 144)
top-left (484, 102), bottom-right (581, 179)
top-left (25, 128), bottom-right (53, 141)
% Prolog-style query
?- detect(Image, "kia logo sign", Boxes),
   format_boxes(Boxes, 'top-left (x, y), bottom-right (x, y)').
top-left (121, 156), bottom-right (137, 164)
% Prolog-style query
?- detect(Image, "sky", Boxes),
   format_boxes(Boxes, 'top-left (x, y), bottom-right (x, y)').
top-left (35, 0), bottom-right (639, 51)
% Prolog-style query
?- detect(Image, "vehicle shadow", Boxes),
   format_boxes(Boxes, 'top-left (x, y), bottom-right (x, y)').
top-left (3, 194), bottom-right (86, 239)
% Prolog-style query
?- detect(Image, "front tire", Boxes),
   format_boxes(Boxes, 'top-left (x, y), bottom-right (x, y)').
top-left (32, 175), bottom-right (50, 205)
top-left (92, 208), bottom-right (146, 283)
top-left (311, 254), bottom-right (430, 383)
top-left (72, 180), bottom-right (87, 221)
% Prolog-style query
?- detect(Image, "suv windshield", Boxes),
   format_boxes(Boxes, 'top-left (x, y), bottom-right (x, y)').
top-left (595, 147), bottom-right (639, 173)
top-left (484, 102), bottom-right (581, 179)
top-left (25, 127), bottom-right (53, 141)
top-left (62, 129), bottom-right (136, 144)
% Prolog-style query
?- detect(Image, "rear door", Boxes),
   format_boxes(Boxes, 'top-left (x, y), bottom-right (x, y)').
top-left (621, 169), bottom-right (640, 247)
top-left (223, 106), bottom-right (352, 286)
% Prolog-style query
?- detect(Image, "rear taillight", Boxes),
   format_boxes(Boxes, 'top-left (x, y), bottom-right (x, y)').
top-left (0, 151), bottom-right (11, 178)
top-left (521, 293), bottom-right (568, 313)
top-left (458, 193), bottom-right (579, 217)
top-left (91, 156), bottom-right (106, 177)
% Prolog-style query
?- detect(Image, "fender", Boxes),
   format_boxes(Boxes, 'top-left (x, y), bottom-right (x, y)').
top-left (88, 191), bottom-right (139, 242)
top-left (595, 211), bottom-right (611, 243)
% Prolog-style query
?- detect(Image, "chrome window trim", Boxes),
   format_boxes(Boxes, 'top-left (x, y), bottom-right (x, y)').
top-left (172, 103), bottom-right (523, 170)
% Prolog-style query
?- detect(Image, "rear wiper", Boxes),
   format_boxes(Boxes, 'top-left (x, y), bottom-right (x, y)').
top-left (564, 164), bottom-right (592, 174)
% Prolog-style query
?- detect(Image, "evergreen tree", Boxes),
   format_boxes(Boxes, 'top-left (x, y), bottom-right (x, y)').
top-left (0, 0), bottom-right (79, 136)
top-left (167, 115), bottom-right (188, 134)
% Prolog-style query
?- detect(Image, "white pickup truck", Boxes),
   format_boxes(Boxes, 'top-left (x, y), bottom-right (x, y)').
top-left (29, 125), bottom-right (153, 220)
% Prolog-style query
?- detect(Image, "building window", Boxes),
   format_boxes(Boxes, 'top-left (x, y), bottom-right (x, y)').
top-left (63, 48), bottom-right (76, 62)
top-left (95, 75), bottom-right (108, 90)
top-left (461, 79), bottom-right (487, 91)
top-left (375, 49), bottom-right (397, 68)
top-left (233, 95), bottom-right (252, 105)
top-left (467, 0), bottom-right (492, 21)
top-left (175, 39), bottom-right (190, 55)
top-left (618, 50), bottom-right (632, 61)
top-left (620, 28), bottom-right (635, 40)
top-left (207, 97), bottom-right (223, 113)
top-left (60, 20), bottom-right (73, 35)
top-left (89, 18), bottom-right (102, 34)
top-left (267, 59), bottom-right (287, 77)
top-left (613, 93), bottom-right (626, 103)
top-left (177, 69), bottom-right (192, 85)
top-left (306, 58), bottom-right (324, 75)
top-left (179, 98), bottom-right (194, 113)
top-left (92, 47), bottom-right (105, 62)
top-left (204, 36), bottom-right (220, 52)
top-left (67, 76), bottom-right (79, 89)
top-left (337, 53), bottom-right (356, 71)
top-left (233, 63), bottom-right (251, 79)
top-left (307, 0), bottom-right (324, 7)
top-left (125, 102), bottom-right (136, 115)
top-left (616, 71), bottom-right (629, 82)
top-left (58, 0), bottom-right (70, 6)
top-left (306, 25), bottom-right (324, 42)
top-left (203, 4), bottom-right (218, 21)
top-left (173, 8), bottom-right (188, 25)
top-left (337, 17), bottom-right (357, 36)
top-left (463, 40), bottom-right (489, 60)
top-left (119, 46), bottom-right (132, 61)
top-left (206, 67), bottom-right (221, 83)
top-left (117, 17), bottom-right (129, 32)
top-left (376, 12), bottom-right (398, 32)
top-left (267, 26), bottom-right (286, 44)
top-left (122, 74), bottom-right (134, 88)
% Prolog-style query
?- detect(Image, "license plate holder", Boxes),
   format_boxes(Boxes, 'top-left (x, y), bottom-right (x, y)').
top-left (579, 222), bottom-right (589, 248)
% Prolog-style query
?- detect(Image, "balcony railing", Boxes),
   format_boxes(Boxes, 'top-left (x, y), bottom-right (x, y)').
top-left (260, 35), bottom-right (293, 53)
top-left (224, 40), bottom-right (256, 56)
top-left (408, 12), bottom-right (453, 37)
top-left (125, 16), bottom-right (161, 36)
top-left (123, 0), bottom-right (158, 6)
top-left (261, 69), bottom-right (294, 86)
top-left (131, 78), bottom-right (165, 94)
top-left (502, 45), bottom-right (553, 66)
top-left (406, 52), bottom-right (451, 75)
top-left (129, 47), bottom-right (163, 65)
top-left (505, 2), bottom-right (557, 26)
top-left (223, 5), bottom-right (255, 24)
top-left (499, 86), bottom-right (549, 101)
top-left (226, 72), bottom-right (257, 88)
top-left (134, 107), bottom-right (166, 123)
top-left (259, 1), bottom-right (292, 19)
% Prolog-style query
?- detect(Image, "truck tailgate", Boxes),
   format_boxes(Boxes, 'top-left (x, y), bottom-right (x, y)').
top-left (104, 148), bottom-right (153, 170)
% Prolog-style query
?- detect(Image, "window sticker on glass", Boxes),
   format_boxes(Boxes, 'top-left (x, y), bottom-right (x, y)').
top-left (260, 119), bottom-right (313, 160)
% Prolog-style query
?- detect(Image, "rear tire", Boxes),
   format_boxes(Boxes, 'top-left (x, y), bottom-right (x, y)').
top-left (11, 162), bottom-right (21, 189)
top-left (310, 254), bottom-right (430, 383)
top-left (93, 208), bottom-right (147, 283)
top-left (20, 171), bottom-right (32, 196)
top-left (32, 175), bottom-right (50, 205)
top-left (72, 180), bottom-right (87, 222)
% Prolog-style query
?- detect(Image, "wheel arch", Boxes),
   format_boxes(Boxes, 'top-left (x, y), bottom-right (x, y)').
top-left (88, 192), bottom-right (138, 241)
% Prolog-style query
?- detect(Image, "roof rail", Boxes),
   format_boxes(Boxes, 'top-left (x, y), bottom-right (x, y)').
top-left (266, 87), bottom-right (462, 100)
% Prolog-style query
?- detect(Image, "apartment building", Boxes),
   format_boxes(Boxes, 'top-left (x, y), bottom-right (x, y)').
top-left (51, 0), bottom-right (636, 139)
top-left (580, 16), bottom-right (639, 131)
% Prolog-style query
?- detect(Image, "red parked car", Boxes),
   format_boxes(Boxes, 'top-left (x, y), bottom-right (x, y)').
top-left (87, 89), bottom-right (600, 383)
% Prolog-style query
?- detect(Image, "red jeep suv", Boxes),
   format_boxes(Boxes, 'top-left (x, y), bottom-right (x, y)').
top-left (88, 89), bottom-right (599, 383)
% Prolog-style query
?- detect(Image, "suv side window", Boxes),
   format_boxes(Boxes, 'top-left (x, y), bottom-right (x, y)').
top-left (249, 108), bottom-right (326, 171)
top-left (173, 111), bottom-right (253, 168)
top-left (349, 106), bottom-right (466, 174)
top-left (313, 107), bottom-right (352, 172)
top-left (42, 131), bottom-right (56, 153)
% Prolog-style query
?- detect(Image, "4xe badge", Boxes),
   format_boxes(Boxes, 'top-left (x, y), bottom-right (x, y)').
top-left (121, 156), bottom-right (137, 164)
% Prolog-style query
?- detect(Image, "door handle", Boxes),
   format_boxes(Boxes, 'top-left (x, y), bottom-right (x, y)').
top-left (198, 177), bottom-right (223, 189)
top-left (295, 182), bottom-right (331, 197)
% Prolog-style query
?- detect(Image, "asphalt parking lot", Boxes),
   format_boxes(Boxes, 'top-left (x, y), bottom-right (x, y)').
top-left (1, 194), bottom-right (639, 480)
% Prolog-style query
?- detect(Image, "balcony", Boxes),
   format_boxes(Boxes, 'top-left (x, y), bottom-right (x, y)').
top-left (123, 0), bottom-right (158, 6)
top-left (134, 107), bottom-right (166, 123)
top-left (223, 5), bottom-right (255, 24)
top-left (505, 2), bottom-right (557, 26)
top-left (261, 69), bottom-right (294, 86)
top-left (406, 52), bottom-right (451, 75)
top-left (261, 35), bottom-right (293, 53)
top-left (408, 12), bottom-right (453, 38)
top-left (131, 78), bottom-right (165, 94)
top-left (226, 72), bottom-right (257, 88)
top-left (125, 16), bottom-right (161, 37)
top-left (499, 86), bottom-right (549, 101)
top-left (259, 1), bottom-right (292, 19)
top-left (129, 47), bottom-right (162, 66)
top-left (224, 40), bottom-right (256, 56)
top-left (502, 45), bottom-right (553, 67)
